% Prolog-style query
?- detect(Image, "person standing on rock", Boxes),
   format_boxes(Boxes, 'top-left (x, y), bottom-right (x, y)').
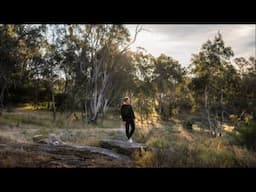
top-left (120, 97), bottom-right (135, 143)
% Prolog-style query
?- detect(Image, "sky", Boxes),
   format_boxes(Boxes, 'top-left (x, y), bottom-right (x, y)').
top-left (126, 24), bottom-right (256, 67)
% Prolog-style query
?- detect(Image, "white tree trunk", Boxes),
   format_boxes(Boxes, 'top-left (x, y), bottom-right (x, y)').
top-left (51, 85), bottom-right (56, 121)
top-left (219, 89), bottom-right (224, 136)
top-left (90, 63), bottom-right (109, 124)
top-left (204, 86), bottom-right (214, 135)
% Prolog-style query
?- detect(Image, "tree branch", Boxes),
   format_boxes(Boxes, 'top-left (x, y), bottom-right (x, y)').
top-left (119, 25), bottom-right (143, 54)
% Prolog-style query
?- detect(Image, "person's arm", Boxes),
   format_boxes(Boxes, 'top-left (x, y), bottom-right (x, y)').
top-left (120, 105), bottom-right (126, 121)
top-left (131, 105), bottom-right (135, 119)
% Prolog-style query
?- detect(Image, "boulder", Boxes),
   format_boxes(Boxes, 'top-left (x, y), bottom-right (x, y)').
top-left (32, 135), bottom-right (47, 144)
top-left (33, 134), bottom-right (65, 145)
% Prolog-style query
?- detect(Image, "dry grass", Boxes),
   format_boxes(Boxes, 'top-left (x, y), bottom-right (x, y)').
top-left (133, 121), bottom-right (256, 167)
top-left (2, 107), bottom-right (256, 167)
top-left (0, 151), bottom-right (53, 168)
top-left (0, 108), bottom-right (124, 147)
top-left (0, 109), bottom-right (121, 131)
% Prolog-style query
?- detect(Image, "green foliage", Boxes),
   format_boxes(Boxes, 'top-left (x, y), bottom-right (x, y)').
top-left (190, 33), bottom-right (235, 103)
top-left (147, 54), bottom-right (186, 120)
top-left (0, 25), bottom-right (45, 108)
top-left (183, 120), bottom-right (193, 131)
top-left (1, 24), bottom-right (255, 132)
top-left (235, 121), bottom-right (256, 151)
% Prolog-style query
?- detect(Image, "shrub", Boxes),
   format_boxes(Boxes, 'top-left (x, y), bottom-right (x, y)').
top-left (183, 120), bottom-right (193, 131)
top-left (6, 106), bottom-right (15, 112)
top-left (235, 121), bottom-right (256, 151)
top-left (134, 150), bottom-right (155, 167)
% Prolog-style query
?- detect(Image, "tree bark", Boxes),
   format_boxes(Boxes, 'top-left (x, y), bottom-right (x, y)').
top-left (140, 98), bottom-right (143, 125)
top-left (158, 93), bottom-right (163, 117)
top-left (51, 85), bottom-right (56, 121)
top-left (204, 86), bottom-right (214, 135)
top-left (84, 102), bottom-right (88, 124)
top-left (220, 89), bottom-right (224, 136)
top-left (52, 94), bottom-right (56, 121)
top-left (90, 112), bottom-right (98, 124)
top-left (0, 80), bottom-right (7, 110)
top-left (89, 68), bottom-right (108, 124)
top-left (34, 77), bottom-right (39, 110)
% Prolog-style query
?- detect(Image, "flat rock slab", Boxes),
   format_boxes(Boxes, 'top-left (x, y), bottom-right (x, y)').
top-left (0, 143), bottom-right (133, 167)
top-left (100, 139), bottom-right (147, 156)
top-left (72, 145), bottom-right (131, 161)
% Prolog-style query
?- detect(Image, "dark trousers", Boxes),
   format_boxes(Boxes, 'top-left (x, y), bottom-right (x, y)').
top-left (125, 119), bottom-right (135, 139)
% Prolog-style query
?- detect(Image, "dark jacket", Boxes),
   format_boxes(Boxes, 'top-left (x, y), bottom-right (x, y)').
top-left (120, 104), bottom-right (135, 121)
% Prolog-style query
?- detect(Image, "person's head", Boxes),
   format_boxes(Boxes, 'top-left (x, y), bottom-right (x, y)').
top-left (123, 97), bottom-right (130, 104)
